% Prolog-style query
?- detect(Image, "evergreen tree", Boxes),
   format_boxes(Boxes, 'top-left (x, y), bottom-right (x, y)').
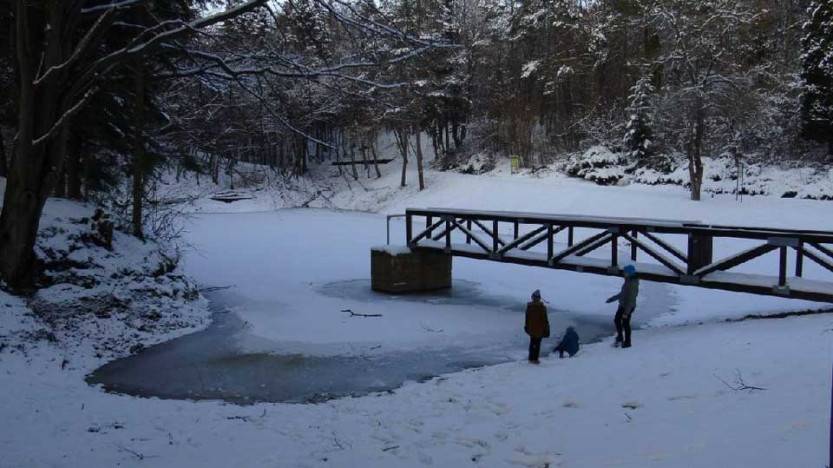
top-left (800, 0), bottom-right (833, 156)
top-left (623, 76), bottom-right (654, 162)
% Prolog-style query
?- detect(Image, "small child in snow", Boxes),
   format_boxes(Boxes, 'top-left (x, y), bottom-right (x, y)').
top-left (553, 326), bottom-right (579, 358)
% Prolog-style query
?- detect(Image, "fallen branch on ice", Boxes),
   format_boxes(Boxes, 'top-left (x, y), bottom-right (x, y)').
top-left (340, 309), bottom-right (382, 318)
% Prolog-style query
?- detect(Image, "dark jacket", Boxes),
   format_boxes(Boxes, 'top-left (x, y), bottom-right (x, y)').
top-left (525, 301), bottom-right (550, 338)
top-left (607, 276), bottom-right (639, 315)
top-left (556, 327), bottom-right (580, 356)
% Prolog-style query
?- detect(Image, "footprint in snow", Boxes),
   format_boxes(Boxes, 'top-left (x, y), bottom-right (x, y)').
top-left (667, 394), bottom-right (697, 401)
top-left (454, 437), bottom-right (489, 449)
top-left (621, 401), bottom-right (641, 410)
top-left (509, 446), bottom-right (559, 467)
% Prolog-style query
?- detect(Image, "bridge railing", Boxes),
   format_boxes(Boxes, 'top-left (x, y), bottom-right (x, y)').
top-left (404, 208), bottom-right (833, 303)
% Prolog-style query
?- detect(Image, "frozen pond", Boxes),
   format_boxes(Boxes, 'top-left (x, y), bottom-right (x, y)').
top-left (88, 296), bottom-right (510, 404)
top-left (88, 209), bottom-right (673, 404)
top-left (88, 281), bottom-right (667, 404)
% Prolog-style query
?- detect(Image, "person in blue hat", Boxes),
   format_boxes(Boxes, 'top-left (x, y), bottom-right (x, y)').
top-left (606, 264), bottom-right (640, 348)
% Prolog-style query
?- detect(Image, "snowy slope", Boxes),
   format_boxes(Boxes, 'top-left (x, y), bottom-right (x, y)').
top-left (2, 285), bottom-right (830, 467)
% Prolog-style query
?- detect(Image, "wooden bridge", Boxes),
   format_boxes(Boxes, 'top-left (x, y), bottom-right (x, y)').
top-left (397, 208), bottom-right (833, 303)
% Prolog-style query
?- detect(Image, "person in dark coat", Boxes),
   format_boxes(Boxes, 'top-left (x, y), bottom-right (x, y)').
top-left (524, 289), bottom-right (550, 364)
top-left (606, 264), bottom-right (640, 348)
top-left (553, 326), bottom-right (580, 358)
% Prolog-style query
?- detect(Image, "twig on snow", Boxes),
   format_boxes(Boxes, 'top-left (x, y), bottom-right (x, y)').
top-left (116, 444), bottom-right (146, 461)
top-left (714, 369), bottom-right (767, 392)
top-left (340, 309), bottom-right (382, 318)
top-left (226, 408), bottom-right (268, 422)
top-left (198, 285), bottom-right (234, 293)
top-left (332, 431), bottom-right (351, 450)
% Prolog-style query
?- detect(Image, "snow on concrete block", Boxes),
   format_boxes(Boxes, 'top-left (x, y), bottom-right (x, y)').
top-left (371, 245), bottom-right (413, 256)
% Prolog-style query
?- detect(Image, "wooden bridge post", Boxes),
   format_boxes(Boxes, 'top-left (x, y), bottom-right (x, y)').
top-left (406, 213), bottom-right (413, 247)
top-left (631, 231), bottom-right (638, 261)
top-left (466, 219), bottom-right (472, 245)
top-left (687, 233), bottom-right (713, 275)
top-left (779, 246), bottom-right (788, 287)
top-left (547, 224), bottom-right (554, 261)
top-left (796, 240), bottom-right (804, 277)
top-left (445, 216), bottom-right (452, 252)
top-left (492, 220), bottom-right (499, 254)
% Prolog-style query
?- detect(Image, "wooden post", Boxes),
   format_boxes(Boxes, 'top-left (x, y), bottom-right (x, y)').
top-left (568, 227), bottom-right (574, 247)
top-left (466, 219), bottom-right (472, 245)
top-left (445, 217), bottom-right (451, 252)
top-left (687, 233), bottom-right (714, 275)
top-left (514, 221), bottom-right (519, 240)
top-left (796, 240), bottom-right (804, 277)
top-left (406, 214), bottom-right (413, 246)
top-left (611, 234), bottom-right (619, 267)
top-left (547, 224), bottom-right (554, 261)
top-left (631, 231), bottom-right (638, 261)
top-left (779, 246), bottom-right (788, 287)
top-left (426, 215), bottom-right (433, 239)
top-left (492, 220), bottom-right (499, 254)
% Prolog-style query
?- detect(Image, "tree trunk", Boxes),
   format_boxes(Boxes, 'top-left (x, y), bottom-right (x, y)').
top-left (211, 154), bottom-right (219, 184)
top-left (0, 2), bottom-right (70, 288)
top-left (0, 130), bottom-right (8, 179)
top-left (687, 104), bottom-right (706, 202)
top-left (413, 125), bottom-right (425, 191)
top-left (132, 65), bottom-right (146, 240)
top-left (228, 155), bottom-right (237, 189)
top-left (334, 130), bottom-right (343, 175)
top-left (54, 166), bottom-right (67, 198)
top-left (395, 128), bottom-right (409, 187)
top-left (370, 143), bottom-right (382, 178)
top-left (360, 145), bottom-right (370, 178)
top-left (298, 136), bottom-right (308, 175)
top-left (65, 136), bottom-right (83, 200)
top-left (349, 143), bottom-right (359, 180)
top-left (452, 121), bottom-right (463, 148)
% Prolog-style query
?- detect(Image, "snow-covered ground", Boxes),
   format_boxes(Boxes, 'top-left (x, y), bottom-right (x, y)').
top-left (2, 161), bottom-right (833, 467)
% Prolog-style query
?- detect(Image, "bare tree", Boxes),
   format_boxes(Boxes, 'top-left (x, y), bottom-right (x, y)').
top-left (0, 1), bottom-right (269, 288)
top-left (1, 0), bottom-right (452, 288)
top-left (645, 0), bottom-right (761, 200)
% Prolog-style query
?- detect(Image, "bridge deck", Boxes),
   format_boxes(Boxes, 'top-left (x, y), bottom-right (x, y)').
top-left (405, 209), bottom-right (833, 303)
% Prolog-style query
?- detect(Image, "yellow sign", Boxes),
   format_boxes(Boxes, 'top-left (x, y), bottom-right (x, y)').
top-left (510, 155), bottom-right (520, 174)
